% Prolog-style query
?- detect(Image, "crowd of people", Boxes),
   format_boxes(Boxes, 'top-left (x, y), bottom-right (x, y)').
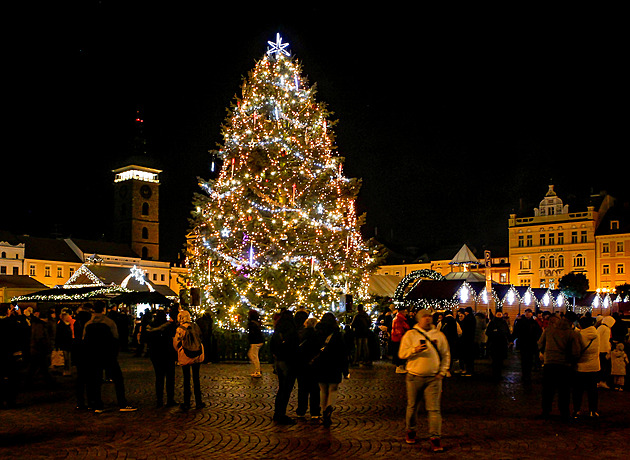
top-left (2, 299), bottom-right (629, 453)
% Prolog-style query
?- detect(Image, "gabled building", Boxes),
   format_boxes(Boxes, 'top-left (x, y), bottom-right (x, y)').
top-left (509, 185), bottom-right (598, 290)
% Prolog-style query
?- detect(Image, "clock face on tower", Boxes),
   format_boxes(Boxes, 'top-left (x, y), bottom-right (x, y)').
top-left (140, 184), bottom-right (153, 199)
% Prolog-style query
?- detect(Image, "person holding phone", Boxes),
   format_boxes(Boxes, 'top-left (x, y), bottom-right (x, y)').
top-left (399, 308), bottom-right (450, 453)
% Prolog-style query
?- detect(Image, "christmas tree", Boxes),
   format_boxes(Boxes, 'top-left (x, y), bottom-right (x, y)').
top-left (187, 34), bottom-right (380, 329)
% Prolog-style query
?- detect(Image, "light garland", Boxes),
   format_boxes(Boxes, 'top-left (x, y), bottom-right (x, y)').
top-left (186, 35), bottom-right (380, 329)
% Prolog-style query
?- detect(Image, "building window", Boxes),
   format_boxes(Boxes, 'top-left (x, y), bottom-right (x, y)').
top-left (618, 264), bottom-right (625, 275)
top-left (540, 234), bottom-right (546, 246)
top-left (558, 232), bottom-right (564, 244)
top-left (603, 264), bottom-right (610, 275)
top-left (558, 255), bottom-right (564, 268)
top-left (611, 220), bottom-right (619, 230)
top-left (549, 233), bottom-right (555, 245)
top-left (549, 256), bottom-right (556, 268)
top-left (571, 231), bottom-right (578, 244)
top-left (57, 266), bottom-right (63, 278)
top-left (30, 265), bottom-right (36, 276)
top-left (602, 242), bottom-right (610, 254)
top-left (540, 256), bottom-right (546, 269)
top-left (142, 227), bottom-right (149, 239)
top-left (581, 231), bottom-right (588, 243)
top-left (69, 267), bottom-right (75, 277)
top-left (526, 235), bottom-right (533, 247)
top-left (518, 235), bottom-right (524, 247)
top-left (161, 274), bottom-right (165, 282)
top-left (617, 241), bottom-right (624, 253)
top-left (142, 202), bottom-right (149, 216)
top-left (574, 254), bottom-right (585, 267)
top-left (45, 266), bottom-right (51, 277)
top-left (0, 266), bottom-right (6, 274)
top-left (13, 267), bottom-right (18, 275)
top-left (1, 252), bottom-right (5, 258)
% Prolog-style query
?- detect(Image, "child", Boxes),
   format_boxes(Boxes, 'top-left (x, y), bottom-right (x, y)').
top-left (610, 343), bottom-right (629, 391)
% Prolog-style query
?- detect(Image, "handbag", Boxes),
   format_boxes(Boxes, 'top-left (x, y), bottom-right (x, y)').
top-left (51, 349), bottom-right (65, 367)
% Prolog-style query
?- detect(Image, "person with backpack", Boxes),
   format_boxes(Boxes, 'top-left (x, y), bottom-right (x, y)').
top-left (173, 310), bottom-right (205, 410)
top-left (313, 312), bottom-right (349, 428)
top-left (83, 301), bottom-right (137, 413)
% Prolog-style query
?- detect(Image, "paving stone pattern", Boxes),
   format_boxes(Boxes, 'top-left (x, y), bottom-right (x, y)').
top-left (1, 353), bottom-right (629, 459)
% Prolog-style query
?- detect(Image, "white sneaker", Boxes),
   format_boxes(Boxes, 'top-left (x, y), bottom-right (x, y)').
top-left (598, 382), bottom-right (610, 389)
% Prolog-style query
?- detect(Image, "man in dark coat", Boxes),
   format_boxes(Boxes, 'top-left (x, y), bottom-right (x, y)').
top-left (351, 304), bottom-right (372, 366)
top-left (485, 311), bottom-right (511, 380)
top-left (458, 307), bottom-right (477, 376)
top-left (513, 308), bottom-right (542, 383)
top-left (83, 301), bottom-right (136, 412)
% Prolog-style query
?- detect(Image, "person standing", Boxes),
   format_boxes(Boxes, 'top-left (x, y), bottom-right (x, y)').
top-left (270, 309), bottom-right (299, 424)
top-left (457, 307), bottom-right (476, 376)
top-left (173, 310), bottom-right (205, 410)
top-left (610, 343), bottom-right (628, 391)
top-left (296, 317), bottom-right (321, 419)
top-left (0, 304), bottom-right (20, 408)
top-left (512, 308), bottom-right (542, 384)
top-left (55, 308), bottom-right (74, 376)
top-left (83, 301), bottom-right (137, 413)
top-left (247, 309), bottom-right (265, 378)
top-left (485, 311), bottom-right (511, 381)
top-left (391, 307), bottom-right (411, 373)
top-left (72, 305), bottom-right (92, 410)
top-left (439, 311), bottom-right (460, 376)
top-left (537, 313), bottom-right (581, 420)
top-left (572, 315), bottom-right (600, 418)
top-left (313, 312), bottom-right (349, 428)
top-left (26, 309), bottom-right (56, 388)
top-left (351, 304), bottom-right (371, 366)
top-left (399, 309), bottom-right (450, 452)
top-left (597, 315), bottom-right (615, 389)
top-left (146, 309), bottom-right (178, 408)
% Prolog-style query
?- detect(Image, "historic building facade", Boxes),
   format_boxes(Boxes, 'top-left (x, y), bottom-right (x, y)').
top-left (508, 185), bottom-right (598, 289)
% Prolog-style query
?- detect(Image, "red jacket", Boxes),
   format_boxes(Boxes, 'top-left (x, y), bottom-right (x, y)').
top-left (391, 313), bottom-right (410, 343)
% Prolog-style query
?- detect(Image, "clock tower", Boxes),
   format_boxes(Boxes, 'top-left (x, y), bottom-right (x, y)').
top-left (112, 160), bottom-right (161, 260)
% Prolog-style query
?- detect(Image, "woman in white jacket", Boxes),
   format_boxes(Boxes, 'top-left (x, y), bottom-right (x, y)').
top-left (398, 309), bottom-right (450, 452)
top-left (572, 316), bottom-right (600, 418)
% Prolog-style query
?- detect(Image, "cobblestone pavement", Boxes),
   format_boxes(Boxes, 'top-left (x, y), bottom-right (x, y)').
top-left (1, 352), bottom-right (629, 459)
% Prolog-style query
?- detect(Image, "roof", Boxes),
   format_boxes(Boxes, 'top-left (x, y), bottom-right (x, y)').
top-left (368, 274), bottom-right (400, 297)
top-left (449, 244), bottom-right (479, 265)
top-left (22, 236), bottom-right (83, 263)
top-left (444, 271), bottom-right (486, 282)
top-left (67, 264), bottom-right (177, 297)
top-left (0, 275), bottom-right (48, 290)
top-left (405, 280), bottom-right (465, 301)
top-left (71, 238), bottom-right (139, 258)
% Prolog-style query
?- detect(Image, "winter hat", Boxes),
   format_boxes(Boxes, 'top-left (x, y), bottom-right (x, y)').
top-left (616, 343), bottom-right (624, 351)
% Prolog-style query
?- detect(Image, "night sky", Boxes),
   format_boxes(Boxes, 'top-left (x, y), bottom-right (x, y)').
top-left (5, 3), bottom-right (626, 262)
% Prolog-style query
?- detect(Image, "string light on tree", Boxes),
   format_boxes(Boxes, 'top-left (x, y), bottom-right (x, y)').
top-left (186, 34), bottom-right (381, 329)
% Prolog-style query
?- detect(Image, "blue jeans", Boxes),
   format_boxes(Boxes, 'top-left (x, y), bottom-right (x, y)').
top-left (405, 373), bottom-right (442, 437)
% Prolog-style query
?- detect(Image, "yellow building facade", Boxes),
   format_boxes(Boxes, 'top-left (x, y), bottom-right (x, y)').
top-left (509, 185), bottom-right (597, 290)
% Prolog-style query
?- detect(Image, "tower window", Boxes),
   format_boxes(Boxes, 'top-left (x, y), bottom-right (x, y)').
top-left (142, 227), bottom-right (149, 239)
top-left (142, 202), bottom-right (149, 216)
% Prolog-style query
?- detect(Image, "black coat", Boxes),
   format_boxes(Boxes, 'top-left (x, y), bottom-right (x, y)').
top-left (486, 318), bottom-right (510, 359)
top-left (313, 326), bottom-right (348, 384)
